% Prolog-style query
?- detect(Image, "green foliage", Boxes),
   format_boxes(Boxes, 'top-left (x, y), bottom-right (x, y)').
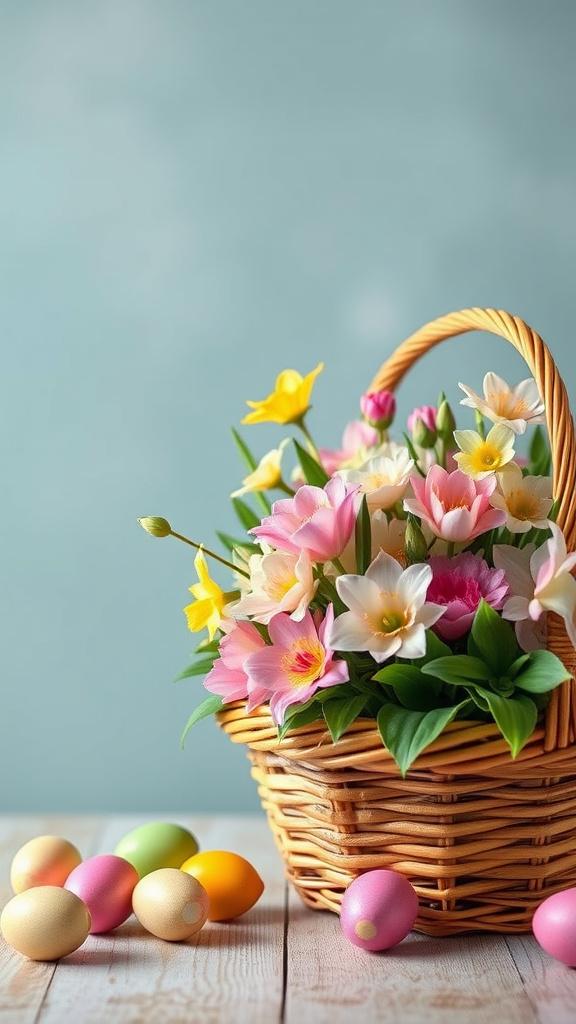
top-left (293, 439), bottom-right (330, 486)
top-left (354, 495), bottom-right (372, 575)
top-left (181, 695), bottom-right (224, 748)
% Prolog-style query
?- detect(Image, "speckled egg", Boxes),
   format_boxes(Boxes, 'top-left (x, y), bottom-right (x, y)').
top-left (64, 854), bottom-right (139, 933)
top-left (10, 835), bottom-right (82, 894)
top-left (180, 850), bottom-right (264, 921)
top-left (1, 886), bottom-right (91, 961)
top-left (113, 822), bottom-right (199, 878)
top-left (340, 869), bottom-right (419, 951)
top-left (532, 888), bottom-right (576, 966)
top-left (132, 867), bottom-right (209, 941)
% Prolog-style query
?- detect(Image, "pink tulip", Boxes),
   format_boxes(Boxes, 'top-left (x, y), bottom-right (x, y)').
top-left (360, 390), bottom-right (396, 428)
top-left (251, 476), bottom-right (360, 562)
top-left (407, 405), bottom-right (437, 434)
top-left (203, 620), bottom-right (269, 711)
top-left (404, 465), bottom-right (506, 543)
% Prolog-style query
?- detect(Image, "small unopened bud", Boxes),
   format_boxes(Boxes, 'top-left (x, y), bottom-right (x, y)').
top-left (435, 399), bottom-right (456, 439)
top-left (404, 514), bottom-right (428, 564)
top-left (412, 416), bottom-right (437, 448)
top-left (138, 516), bottom-right (172, 538)
top-left (360, 389), bottom-right (396, 429)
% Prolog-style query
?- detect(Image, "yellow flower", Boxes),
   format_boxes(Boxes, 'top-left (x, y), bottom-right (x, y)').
top-left (184, 549), bottom-right (226, 640)
top-left (231, 440), bottom-right (289, 498)
top-left (489, 463), bottom-right (554, 533)
top-left (242, 364), bottom-right (324, 426)
top-left (453, 423), bottom-right (515, 479)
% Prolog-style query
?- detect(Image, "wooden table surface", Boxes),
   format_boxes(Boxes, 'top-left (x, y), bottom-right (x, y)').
top-left (1, 814), bottom-right (575, 1024)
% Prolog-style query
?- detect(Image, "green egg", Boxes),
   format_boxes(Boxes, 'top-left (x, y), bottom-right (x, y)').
top-left (113, 822), bottom-right (199, 878)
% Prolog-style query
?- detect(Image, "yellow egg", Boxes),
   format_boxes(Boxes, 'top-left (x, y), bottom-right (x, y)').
top-left (1, 886), bottom-right (91, 961)
top-left (132, 868), bottom-right (209, 941)
top-left (180, 850), bottom-right (264, 921)
top-left (10, 835), bottom-right (82, 894)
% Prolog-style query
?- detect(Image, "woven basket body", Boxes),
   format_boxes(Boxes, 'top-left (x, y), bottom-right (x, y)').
top-left (217, 308), bottom-right (576, 935)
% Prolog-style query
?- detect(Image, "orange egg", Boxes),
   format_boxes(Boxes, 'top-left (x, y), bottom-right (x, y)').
top-left (180, 850), bottom-right (264, 921)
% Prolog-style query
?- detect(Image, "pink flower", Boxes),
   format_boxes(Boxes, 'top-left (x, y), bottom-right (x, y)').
top-left (360, 390), bottom-right (396, 428)
top-left (403, 465), bottom-right (506, 543)
top-left (244, 606), bottom-right (349, 724)
top-left (204, 620), bottom-right (268, 711)
top-left (407, 405), bottom-right (437, 434)
top-left (251, 476), bottom-right (360, 562)
top-left (426, 552), bottom-right (508, 640)
top-left (317, 420), bottom-right (380, 477)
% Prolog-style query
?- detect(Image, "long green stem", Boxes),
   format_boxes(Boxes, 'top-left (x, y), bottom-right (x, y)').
top-left (169, 530), bottom-right (249, 578)
top-left (297, 418), bottom-right (321, 462)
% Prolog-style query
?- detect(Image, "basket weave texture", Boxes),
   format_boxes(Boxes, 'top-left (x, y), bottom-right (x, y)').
top-left (217, 308), bottom-right (576, 936)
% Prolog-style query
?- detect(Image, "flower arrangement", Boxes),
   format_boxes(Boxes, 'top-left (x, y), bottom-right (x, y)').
top-left (140, 363), bottom-right (576, 775)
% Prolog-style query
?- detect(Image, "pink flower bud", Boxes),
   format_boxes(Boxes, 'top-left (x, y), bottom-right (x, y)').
top-left (360, 390), bottom-right (396, 428)
top-left (407, 405), bottom-right (437, 435)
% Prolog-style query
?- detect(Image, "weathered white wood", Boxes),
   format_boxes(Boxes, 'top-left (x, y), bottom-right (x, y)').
top-left (283, 884), bottom-right (548, 1024)
top-left (505, 935), bottom-right (576, 1024)
top-left (0, 816), bottom-right (103, 1024)
top-left (32, 815), bottom-right (286, 1024)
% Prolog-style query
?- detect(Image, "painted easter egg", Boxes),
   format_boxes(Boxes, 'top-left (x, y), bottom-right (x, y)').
top-left (113, 822), bottom-right (199, 878)
top-left (1, 886), bottom-right (91, 961)
top-left (64, 854), bottom-right (138, 933)
top-left (10, 835), bottom-right (82, 894)
top-left (132, 867), bottom-right (209, 941)
top-left (180, 850), bottom-right (264, 921)
top-left (340, 869), bottom-right (419, 951)
top-left (532, 888), bottom-right (576, 966)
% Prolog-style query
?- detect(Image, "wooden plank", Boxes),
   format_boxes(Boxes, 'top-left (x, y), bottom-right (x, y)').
top-left (0, 816), bottom-right (103, 1024)
top-left (33, 814), bottom-right (286, 1024)
top-left (283, 885), bottom-right (541, 1024)
top-left (505, 935), bottom-right (576, 1024)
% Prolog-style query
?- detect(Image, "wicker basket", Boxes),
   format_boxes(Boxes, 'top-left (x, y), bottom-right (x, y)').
top-left (217, 307), bottom-right (576, 936)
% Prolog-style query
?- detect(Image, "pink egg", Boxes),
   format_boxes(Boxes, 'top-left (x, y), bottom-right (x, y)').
top-left (532, 888), bottom-right (576, 966)
top-left (64, 854), bottom-right (139, 934)
top-left (340, 869), bottom-right (419, 952)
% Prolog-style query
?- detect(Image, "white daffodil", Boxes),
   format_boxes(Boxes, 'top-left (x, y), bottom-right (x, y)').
top-left (337, 444), bottom-right (414, 510)
top-left (453, 423), bottom-right (516, 479)
top-left (493, 522), bottom-right (576, 651)
top-left (326, 550), bottom-right (446, 662)
top-left (232, 549), bottom-right (318, 624)
top-left (458, 372), bottom-right (545, 435)
top-left (489, 464), bottom-right (554, 533)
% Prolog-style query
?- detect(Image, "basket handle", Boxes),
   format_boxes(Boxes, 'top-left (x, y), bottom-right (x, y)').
top-left (369, 307), bottom-right (576, 751)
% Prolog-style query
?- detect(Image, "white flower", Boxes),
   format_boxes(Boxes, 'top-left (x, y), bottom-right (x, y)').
top-left (489, 464), bottom-right (554, 533)
top-left (336, 509), bottom-right (407, 574)
top-left (458, 372), bottom-right (545, 434)
top-left (493, 523), bottom-right (576, 651)
top-left (232, 549), bottom-right (318, 624)
top-left (337, 444), bottom-right (414, 511)
top-left (326, 550), bottom-right (446, 662)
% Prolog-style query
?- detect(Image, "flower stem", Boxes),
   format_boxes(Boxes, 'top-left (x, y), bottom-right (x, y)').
top-left (169, 530), bottom-right (250, 578)
top-left (446, 541), bottom-right (455, 558)
top-left (296, 418), bottom-right (321, 462)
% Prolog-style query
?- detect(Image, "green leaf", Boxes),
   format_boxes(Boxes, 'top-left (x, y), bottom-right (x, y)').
top-left (173, 657), bottom-right (217, 682)
top-left (528, 425), bottom-right (551, 476)
top-left (277, 702), bottom-right (324, 740)
top-left (422, 655), bottom-right (492, 685)
top-left (513, 649), bottom-right (572, 693)
top-left (377, 701), bottom-right (469, 777)
top-left (231, 497), bottom-right (261, 532)
top-left (411, 629), bottom-right (452, 666)
top-left (470, 599), bottom-right (519, 675)
top-left (180, 695), bottom-right (224, 747)
top-left (293, 440), bottom-right (330, 487)
top-left (478, 690), bottom-right (538, 758)
top-left (373, 663), bottom-right (442, 708)
top-left (323, 695), bottom-right (368, 742)
top-left (354, 494), bottom-right (372, 575)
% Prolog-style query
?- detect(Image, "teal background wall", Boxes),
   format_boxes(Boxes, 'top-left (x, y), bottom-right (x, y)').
top-left (2, 1), bottom-right (576, 812)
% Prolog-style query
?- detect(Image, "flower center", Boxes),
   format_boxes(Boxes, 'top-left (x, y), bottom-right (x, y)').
top-left (508, 491), bottom-right (539, 520)
top-left (470, 442), bottom-right (502, 473)
top-left (428, 573), bottom-right (482, 610)
top-left (380, 611), bottom-right (405, 633)
top-left (281, 639), bottom-right (324, 687)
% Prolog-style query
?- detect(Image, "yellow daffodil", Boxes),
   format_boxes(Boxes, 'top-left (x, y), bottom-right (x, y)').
top-left (231, 440), bottom-right (289, 498)
top-left (453, 423), bottom-right (515, 479)
top-left (184, 549), bottom-right (226, 640)
top-left (242, 364), bottom-right (324, 426)
top-left (489, 463), bottom-right (554, 533)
